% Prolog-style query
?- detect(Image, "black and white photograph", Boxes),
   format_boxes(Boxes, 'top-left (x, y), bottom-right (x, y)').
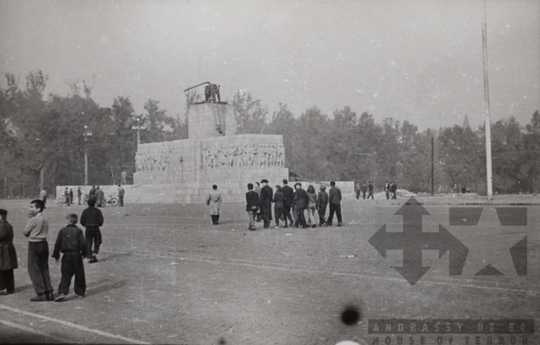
top-left (0, 1), bottom-right (539, 344)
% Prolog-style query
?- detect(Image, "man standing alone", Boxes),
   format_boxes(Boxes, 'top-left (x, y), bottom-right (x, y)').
top-left (118, 185), bottom-right (125, 207)
top-left (206, 185), bottom-right (222, 225)
top-left (23, 199), bottom-right (54, 301)
top-left (81, 198), bottom-right (104, 263)
top-left (326, 181), bottom-right (343, 227)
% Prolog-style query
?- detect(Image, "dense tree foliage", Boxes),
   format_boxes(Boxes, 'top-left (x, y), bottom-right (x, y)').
top-left (0, 71), bottom-right (538, 197)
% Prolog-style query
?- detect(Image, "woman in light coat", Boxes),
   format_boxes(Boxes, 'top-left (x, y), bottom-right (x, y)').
top-left (306, 185), bottom-right (318, 228)
top-left (207, 185), bottom-right (222, 225)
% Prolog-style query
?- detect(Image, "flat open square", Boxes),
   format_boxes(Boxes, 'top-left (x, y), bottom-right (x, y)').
top-left (0, 196), bottom-right (538, 344)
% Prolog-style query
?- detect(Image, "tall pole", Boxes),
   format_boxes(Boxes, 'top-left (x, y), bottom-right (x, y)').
top-left (482, 0), bottom-right (493, 200)
top-left (83, 125), bottom-right (92, 185)
top-left (431, 136), bottom-right (434, 196)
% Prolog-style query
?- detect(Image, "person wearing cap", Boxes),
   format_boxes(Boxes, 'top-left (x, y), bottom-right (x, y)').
top-left (52, 213), bottom-right (87, 301)
top-left (259, 179), bottom-right (273, 229)
top-left (327, 181), bottom-right (343, 226)
top-left (0, 209), bottom-right (17, 295)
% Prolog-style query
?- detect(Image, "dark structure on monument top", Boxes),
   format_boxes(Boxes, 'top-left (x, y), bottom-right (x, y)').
top-left (184, 82), bottom-right (226, 104)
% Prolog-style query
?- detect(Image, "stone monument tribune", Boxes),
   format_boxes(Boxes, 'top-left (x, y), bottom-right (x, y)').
top-left (133, 89), bottom-right (289, 203)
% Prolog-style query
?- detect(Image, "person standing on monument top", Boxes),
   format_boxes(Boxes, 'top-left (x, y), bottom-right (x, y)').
top-left (206, 185), bottom-right (222, 225)
top-left (259, 179), bottom-right (273, 229)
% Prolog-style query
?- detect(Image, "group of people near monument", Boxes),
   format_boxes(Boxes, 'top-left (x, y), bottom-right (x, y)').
top-left (246, 179), bottom-right (343, 230)
top-left (206, 179), bottom-right (344, 230)
top-left (0, 198), bottom-right (105, 302)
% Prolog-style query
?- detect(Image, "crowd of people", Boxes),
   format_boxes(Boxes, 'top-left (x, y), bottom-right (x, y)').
top-left (208, 179), bottom-right (344, 230)
top-left (0, 198), bottom-right (105, 302)
top-left (355, 181), bottom-right (398, 200)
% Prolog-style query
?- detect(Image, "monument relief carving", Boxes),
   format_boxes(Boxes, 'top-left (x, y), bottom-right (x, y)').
top-left (201, 143), bottom-right (285, 169)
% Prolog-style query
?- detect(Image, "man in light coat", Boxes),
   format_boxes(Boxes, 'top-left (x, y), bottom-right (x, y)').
top-left (207, 185), bottom-right (222, 225)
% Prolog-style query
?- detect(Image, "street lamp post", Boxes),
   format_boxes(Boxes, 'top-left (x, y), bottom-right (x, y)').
top-left (83, 125), bottom-right (92, 185)
top-left (131, 115), bottom-right (146, 148)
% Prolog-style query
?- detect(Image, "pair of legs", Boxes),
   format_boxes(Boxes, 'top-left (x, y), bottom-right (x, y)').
top-left (0, 269), bottom-right (15, 292)
top-left (247, 210), bottom-right (256, 230)
top-left (85, 227), bottom-right (102, 262)
top-left (57, 252), bottom-right (86, 298)
top-left (306, 206), bottom-right (317, 226)
top-left (283, 206), bottom-right (293, 227)
top-left (27, 241), bottom-right (53, 300)
top-left (274, 205), bottom-right (284, 227)
top-left (294, 207), bottom-right (307, 228)
top-left (210, 214), bottom-right (220, 225)
top-left (318, 205), bottom-right (327, 226)
top-left (327, 203), bottom-right (342, 226)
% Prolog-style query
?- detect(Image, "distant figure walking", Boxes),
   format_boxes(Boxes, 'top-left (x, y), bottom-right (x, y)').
top-left (81, 198), bottom-right (104, 264)
top-left (117, 185), bottom-right (125, 207)
top-left (361, 181), bottom-right (367, 200)
top-left (207, 185), bottom-right (222, 225)
top-left (52, 213), bottom-right (87, 301)
top-left (367, 181), bottom-right (374, 200)
top-left (246, 183), bottom-right (259, 231)
top-left (39, 188), bottom-right (47, 208)
top-left (327, 181), bottom-right (342, 226)
top-left (0, 209), bottom-right (18, 295)
top-left (96, 186), bottom-right (105, 207)
top-left (64, 188), bottom-right (71, 206)
top-left (77, 187), bottom-right (82, 205)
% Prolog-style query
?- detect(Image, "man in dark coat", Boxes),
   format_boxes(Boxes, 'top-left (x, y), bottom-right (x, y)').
top-left (327, 181), bottom-right (342, 226)
top-left (0, 209), bottom-right (17, 294)
top-left (245, 183), bottom-right (259, 231)
top-left (81, 198), bottom-right (104, 263)
top-left (367, 181), bottom-right (374, 199)
top-left (293, 183), bottom-right (308, 228)
top-left (281, 179), bottom-right (295, 226)
top-left (259, 179), bottom-right (273, 229)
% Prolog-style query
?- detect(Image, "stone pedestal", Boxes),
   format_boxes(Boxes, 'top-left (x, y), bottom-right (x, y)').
top-left (132, 103), bottom-right (288, 203)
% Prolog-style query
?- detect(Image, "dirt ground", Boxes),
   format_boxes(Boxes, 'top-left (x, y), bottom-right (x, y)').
top-left (0, 195), bottom-right (538, 345)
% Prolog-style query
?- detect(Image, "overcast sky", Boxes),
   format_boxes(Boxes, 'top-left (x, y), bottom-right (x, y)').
top-left (1, 0), bottom-right (538, 130)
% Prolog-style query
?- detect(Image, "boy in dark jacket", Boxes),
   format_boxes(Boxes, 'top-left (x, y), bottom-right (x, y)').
top-left (80, 198), bottom-right (104, 263)
top-left (52, 213), bottom-right (87, 301)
